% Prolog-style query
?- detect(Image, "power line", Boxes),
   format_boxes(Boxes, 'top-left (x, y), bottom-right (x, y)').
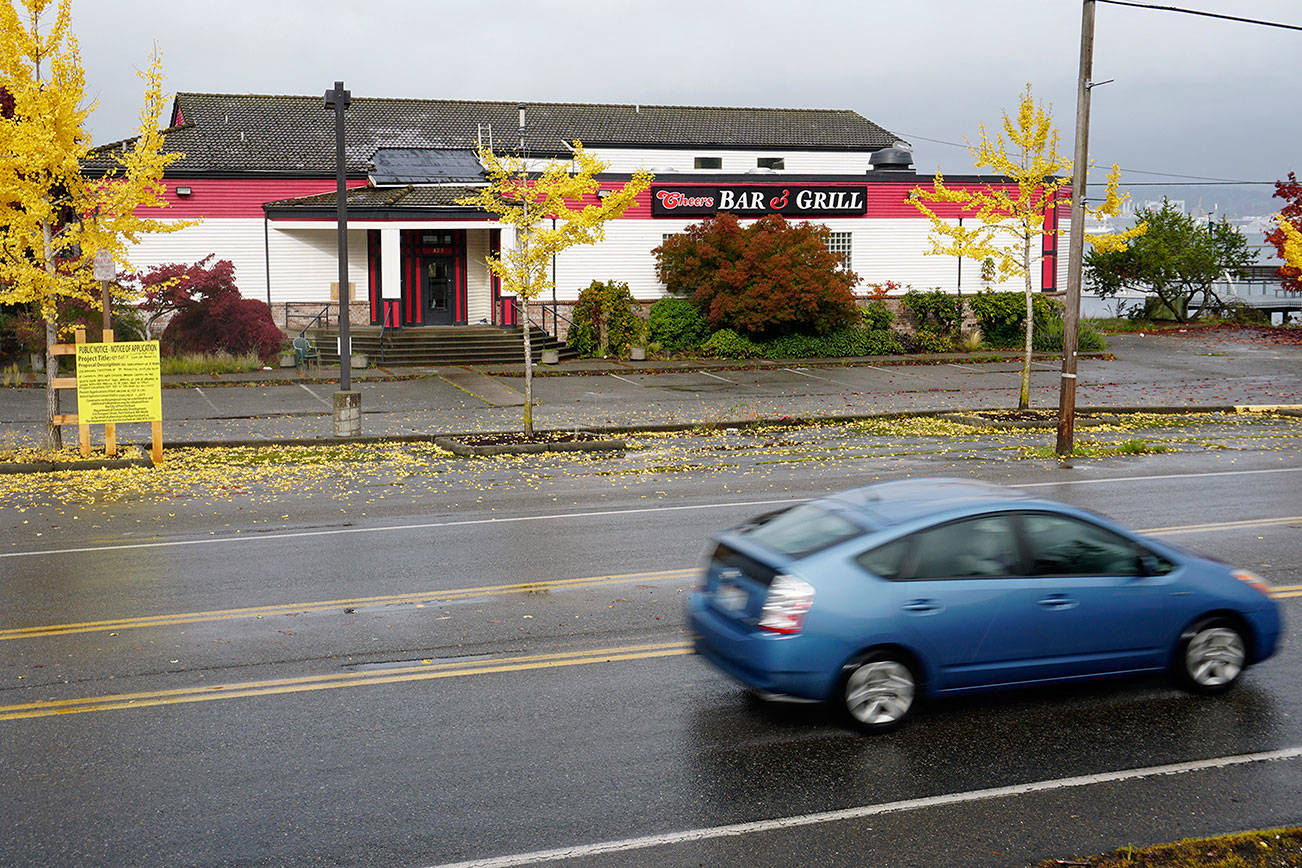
top-left (1095, 0), bottom-right (1302, 32)
top-left (898, 131), bottom-right (1276, 186)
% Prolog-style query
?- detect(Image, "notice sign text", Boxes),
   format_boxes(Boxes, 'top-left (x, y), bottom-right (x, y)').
top-left (75, 341), bottom-right (162, 424)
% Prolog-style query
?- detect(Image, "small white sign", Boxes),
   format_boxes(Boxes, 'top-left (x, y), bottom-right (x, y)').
top-left (92, 249), bottom-right (115, 281)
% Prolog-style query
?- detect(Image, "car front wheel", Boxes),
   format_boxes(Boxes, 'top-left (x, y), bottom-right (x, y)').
top-left (839, 653), bottom-right (916, 733)
top-left (1176, 618), bottom-right (1247, 695)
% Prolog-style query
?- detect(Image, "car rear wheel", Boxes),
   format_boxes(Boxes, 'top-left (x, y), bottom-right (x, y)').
top-left (1176, 618), bottom-right (1247, 695)
top-left (839, 653), bottom-right (916, 733)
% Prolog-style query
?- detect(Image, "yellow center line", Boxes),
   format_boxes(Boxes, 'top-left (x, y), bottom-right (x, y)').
top-left (0, 641), bottom-right (694, 721)
top-left (0, 568), bottom-right (699, 641)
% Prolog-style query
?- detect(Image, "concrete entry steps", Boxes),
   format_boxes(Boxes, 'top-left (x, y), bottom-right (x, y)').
top-left (312, 325), bottom-right (575, 366)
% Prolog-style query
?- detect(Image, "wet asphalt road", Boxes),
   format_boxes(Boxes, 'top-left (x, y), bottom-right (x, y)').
top-left (2, 423), bottom-right (1300, 866)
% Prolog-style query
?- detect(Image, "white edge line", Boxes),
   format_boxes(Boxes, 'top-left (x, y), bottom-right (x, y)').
top-left (1012, 466), bottom-right (1302, 489)
top-left (5, 466), bottom-right (1301, 561)
top-left (425, 747), bottom-right (1302, 868)
top-left (0, 497), bottom-right (806, 560)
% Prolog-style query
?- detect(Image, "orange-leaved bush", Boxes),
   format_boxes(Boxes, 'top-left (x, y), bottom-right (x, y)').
top-left (654, 213), bottom-right (858, 338)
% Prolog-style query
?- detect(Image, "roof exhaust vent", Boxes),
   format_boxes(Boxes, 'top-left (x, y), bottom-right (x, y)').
top-left (869, 143), bottom-right (914, 173)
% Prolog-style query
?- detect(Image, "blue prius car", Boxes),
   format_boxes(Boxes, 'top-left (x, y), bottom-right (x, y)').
top-left (688, 478), bottom-right (1283, 732)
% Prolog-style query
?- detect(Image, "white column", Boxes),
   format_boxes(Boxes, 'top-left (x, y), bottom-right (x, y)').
top-left (381, 228), bottom-right (401, 300)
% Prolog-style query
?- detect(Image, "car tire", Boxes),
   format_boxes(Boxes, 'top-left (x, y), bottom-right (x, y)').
top-left (1175, 617), bottom-right (1247, 695)
top-left (838, 652), bottom-right (917, 733)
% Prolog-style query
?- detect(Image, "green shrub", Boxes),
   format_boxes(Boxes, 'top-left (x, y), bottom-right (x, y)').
top-left (757, 327), bottom-right (903, 359)
top-left (701, 328), bottom-right (762, 359)
top-left (1033, 317), bottom-right (1107, 352)
top-left (859, 300), bottom-right (893, 331)
top-left (863, 329), bottom-right (904, 356)
top-left (647, 297), bottom-right (709, 353)
top-left (902, 289), bottom-right (962, 334)
top-left (567, 280), bottom-right (644, 357)
top-left (913, 329), bottom-right (955, 353)
top-left (967, 290), bottom-right (1059, 348)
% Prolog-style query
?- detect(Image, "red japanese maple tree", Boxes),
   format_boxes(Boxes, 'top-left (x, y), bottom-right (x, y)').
top-left (1265, 172), bottom-right (1301, 293)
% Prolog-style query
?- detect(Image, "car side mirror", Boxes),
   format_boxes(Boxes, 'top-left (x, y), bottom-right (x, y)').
top-left (1137, 554), bottom-right (1161, 577)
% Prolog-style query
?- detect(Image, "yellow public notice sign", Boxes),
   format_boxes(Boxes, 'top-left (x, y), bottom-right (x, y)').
top-left (75, 340), bottom-right (163, 424)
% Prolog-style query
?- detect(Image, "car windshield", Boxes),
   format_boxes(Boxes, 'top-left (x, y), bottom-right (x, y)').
top-left (742, 504), bottom-right (863, 559)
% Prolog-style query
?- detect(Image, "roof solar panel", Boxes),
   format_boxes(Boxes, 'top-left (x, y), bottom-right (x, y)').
top-left (370, 148), bottom-right (485, 184)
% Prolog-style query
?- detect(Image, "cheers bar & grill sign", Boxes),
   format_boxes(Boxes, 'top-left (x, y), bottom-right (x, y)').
top-left (650, 185), bottom-right (868, 218)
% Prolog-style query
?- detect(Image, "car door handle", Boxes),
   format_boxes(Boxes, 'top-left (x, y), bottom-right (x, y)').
top-left (903, 599), bottom-right (939, 613)
top-left (1038, 594), bottom-right (1079, 610)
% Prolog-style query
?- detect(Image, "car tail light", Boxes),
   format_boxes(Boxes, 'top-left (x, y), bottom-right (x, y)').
top-left (1233, 569), bottom-right (1273, 598)
top-left (759, 574), bottom-right (815, 634)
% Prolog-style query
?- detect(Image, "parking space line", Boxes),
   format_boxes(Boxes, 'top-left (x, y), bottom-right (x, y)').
top-left (700, 371), bottom-right (735, 384)
top-left (193, 387), bottom-right (221, 412)
top-left (783, 367), bottom-right (834, 381)
top-left (607, 374), bottom-right (641, 387)
top-left (297, 383), bottom-right (331, 407)
top-left (423, 748), bottom-right (1302, 868)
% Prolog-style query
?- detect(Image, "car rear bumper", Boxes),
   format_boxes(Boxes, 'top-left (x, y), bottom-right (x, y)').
top-left (688, 592), bottom-right (833, 700)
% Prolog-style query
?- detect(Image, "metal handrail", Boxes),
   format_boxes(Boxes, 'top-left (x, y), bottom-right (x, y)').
top-left (299, 303), bottom-right (332, 338)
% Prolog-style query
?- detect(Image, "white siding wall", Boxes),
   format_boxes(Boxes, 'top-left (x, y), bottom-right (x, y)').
top-left (586, 147), bottom-right (877, 175)
top-left (466, 230), bottom-right (493, 323)
top-left (125, 218), bottom-right (272, 301)
top-left (122, 218), bottom-right (371, 305)
top-left (269, 227), bottom-right (368, 302)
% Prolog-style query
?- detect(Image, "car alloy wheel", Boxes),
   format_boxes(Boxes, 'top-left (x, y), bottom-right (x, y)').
top-left (1179, 620), bottom-right (1246, 694)
top-left (841, 655), bottom-right (915, 732)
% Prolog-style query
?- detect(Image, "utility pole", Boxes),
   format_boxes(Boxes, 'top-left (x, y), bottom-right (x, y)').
top-left (1057, 0), bottom-right (1096, 456)
top-left (324, 80), bottom-right (360, 436)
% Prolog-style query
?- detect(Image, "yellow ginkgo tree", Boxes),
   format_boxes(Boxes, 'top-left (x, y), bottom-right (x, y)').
top-left (911, 84), bottom-right (1144, 410)
top-left (460, 142), bottom-right (651, 435)
top-left (0, 0), bottom-right (188, 449)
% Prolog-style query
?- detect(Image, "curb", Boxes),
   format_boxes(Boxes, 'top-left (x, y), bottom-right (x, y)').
top-left (432, 435), bottom-right (626, 457)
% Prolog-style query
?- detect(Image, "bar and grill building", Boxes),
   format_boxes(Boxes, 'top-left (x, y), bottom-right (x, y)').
top-left (90, 92), bottom-right (1066, 342)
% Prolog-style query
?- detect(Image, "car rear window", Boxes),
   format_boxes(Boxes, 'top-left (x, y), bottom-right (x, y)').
top-left (742, 504), bottom-right (864, 559)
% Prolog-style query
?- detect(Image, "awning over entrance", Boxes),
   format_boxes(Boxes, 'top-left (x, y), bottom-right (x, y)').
top-left (263, 187), bottom-right (514, 327)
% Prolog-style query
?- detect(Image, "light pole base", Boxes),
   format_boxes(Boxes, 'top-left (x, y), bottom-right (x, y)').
top-left (333, 390), bottom-right (361, 437)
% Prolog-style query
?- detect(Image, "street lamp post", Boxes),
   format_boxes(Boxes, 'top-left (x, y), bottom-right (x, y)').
top-left (324, 80), bottom-right (360, 437)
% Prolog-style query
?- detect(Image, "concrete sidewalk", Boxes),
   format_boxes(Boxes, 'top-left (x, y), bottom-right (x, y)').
top-left (1, 329), bottom-right (1299, 451)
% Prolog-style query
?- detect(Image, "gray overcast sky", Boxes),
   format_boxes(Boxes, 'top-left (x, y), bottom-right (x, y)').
top-left (74, 0), bottom-right (1297, 214)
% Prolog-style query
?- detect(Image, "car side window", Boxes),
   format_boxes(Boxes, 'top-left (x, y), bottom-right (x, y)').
top-left (854, 536), bottom-right (911, 580)
top-left (907, 514), bottom-right (1021, 579)
top-left (1019, 512), bottom-right (1143, 577)
top-left (857, 515), bottom-right (1021, 581)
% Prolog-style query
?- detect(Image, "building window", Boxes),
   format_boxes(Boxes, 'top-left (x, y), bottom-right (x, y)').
top-left (826, 231), bottom-right (852, 271)
top-left (757, 157), bottom-right (785, 170)
top-left (694, 157), bottom-right (722, 170)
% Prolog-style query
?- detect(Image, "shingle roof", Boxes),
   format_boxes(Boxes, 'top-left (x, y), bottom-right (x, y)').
top-left (85, 92), bottom-right (901, 176)
top-left (265, 185), bottom-right (484, 210)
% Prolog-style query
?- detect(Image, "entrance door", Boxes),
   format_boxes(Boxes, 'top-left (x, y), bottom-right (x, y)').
top-left (422, 256), bottom-right (455, 325)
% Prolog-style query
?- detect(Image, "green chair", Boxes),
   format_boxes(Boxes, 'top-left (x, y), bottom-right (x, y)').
top-left (292, 336), bottom-right (319, 372)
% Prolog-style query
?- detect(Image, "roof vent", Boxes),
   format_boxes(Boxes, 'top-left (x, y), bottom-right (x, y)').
top-left (868, 144), bottom-right (914, 173)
